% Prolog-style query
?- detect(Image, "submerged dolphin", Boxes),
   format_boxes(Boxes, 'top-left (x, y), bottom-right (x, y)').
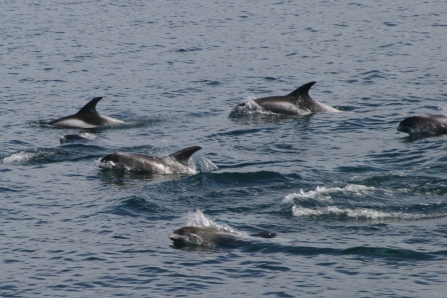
top-left (169, 226), bottom-right (276, 247)
top-left (233, 81), bottom-right (339, 115)
top-left (59, 135), bottom-right (93, 144)
top-left (49, 97), bottom-right (125, 128)
top-left (397, 115), bottom-right (447, 136)
top-left (100, 146), bottom-right (202, 174)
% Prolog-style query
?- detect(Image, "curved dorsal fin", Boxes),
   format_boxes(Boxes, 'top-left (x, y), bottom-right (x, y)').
top-left (77, 97), bottom-right (103, 114)
top-left (169, 146), bottom-right (202, 165)
top-left (287, 81), bottom-right (316, 98)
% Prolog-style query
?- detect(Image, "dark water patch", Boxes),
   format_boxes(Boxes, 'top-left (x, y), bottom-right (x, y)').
top-left (175, 47), bottom-right (203, 53)
top-left (191, 79), bottom-right (222, 86)
top-left (343, 246), bottom-right (436, 260)
top-left (199, 171), bottom-right (291, 187)
top-left (109, 196), bottom-right (171, 217)
top-left (336, 165), bottom-right (383, 173)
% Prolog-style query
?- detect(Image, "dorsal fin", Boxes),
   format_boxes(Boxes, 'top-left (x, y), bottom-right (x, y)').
top-left (169, 146), bottom-right (202, 165)
top-left (76, 97), bottom-right (103, 114)
top-left (287, 81), bottom-right (316, 98)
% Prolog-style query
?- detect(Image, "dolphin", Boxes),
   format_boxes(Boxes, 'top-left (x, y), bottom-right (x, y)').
top-left (60, 134), bottom-right (90, 143)
top-left (397, 115), bottom-right (447, 136)
top-left (49, 97), bottom-right (125, 128)
top-left (169, 226), bottom-right (276, 247)
top-left (232, 81), bottom-right (339, 115)
top-left (100, 146), bottom-right (202, 174)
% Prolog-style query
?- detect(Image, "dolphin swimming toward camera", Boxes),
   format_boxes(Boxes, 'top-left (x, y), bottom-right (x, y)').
top-left (100, 146), bottom-right (202, 174)
top-left (397, 115), bottom-right (447, 136)
top-left (232, 81), bottom-right (339, 115)
top-left (169, 226), bottom-right (276, 247)
top-left (49, 97), bottom-right (125, 128)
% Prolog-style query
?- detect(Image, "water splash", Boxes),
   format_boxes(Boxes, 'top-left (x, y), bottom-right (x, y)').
top-left (186, 210), bottom-right (244, 235)
top-left (196, 156), bottom-right (218, 172)
top-left (3, 151), bottom-right (37, 163)
top-left (229, 95), bottom-right (278, 117)
top-left (2, 148), bottom-right (65, 164)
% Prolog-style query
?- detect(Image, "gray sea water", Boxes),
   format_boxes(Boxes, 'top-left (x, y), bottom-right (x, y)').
top-left (2, 1), bottom-right (447, 297)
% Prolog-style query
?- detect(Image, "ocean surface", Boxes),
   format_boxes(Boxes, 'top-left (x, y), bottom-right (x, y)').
top-left (1, 0), bottom-right (447, 297)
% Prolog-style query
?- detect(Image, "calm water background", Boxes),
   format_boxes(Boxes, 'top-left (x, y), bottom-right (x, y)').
top-left (1, 0), bottom-right (447, 297)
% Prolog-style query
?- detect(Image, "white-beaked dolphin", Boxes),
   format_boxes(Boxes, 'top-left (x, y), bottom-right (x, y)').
top-left (233, 81), bottom-right (339, 115)
top-left (397, 115), bottom-right (447, 136)
top-left (49, 97), bottom-right (125, 128)
top-left (169, 226), bottom-right (276, 247)
top-left (100, 146), bottom-right (202, 174)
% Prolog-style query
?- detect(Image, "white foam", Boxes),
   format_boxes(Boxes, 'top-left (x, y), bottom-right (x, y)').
top-left (292, 205), bottom-right (393, 219)
top-left (283, 184), bottom-right (375, 203)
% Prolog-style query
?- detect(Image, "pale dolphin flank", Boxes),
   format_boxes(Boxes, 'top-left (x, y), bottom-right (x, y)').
top-left (100, 146), bottom-right (202, 174)
top-left (233, 81), bottom-right (339, 115)
top-left (49, 97), bottom-right (125, 128)
top-left (169, 226), bottom-right (276, 247)
top-left (397, 115), bottom-right (447, 136)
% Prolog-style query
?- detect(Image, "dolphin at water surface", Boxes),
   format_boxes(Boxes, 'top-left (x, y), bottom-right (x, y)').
top-left (232, 81), bottom-right (339, 116)
top-left (169, 226), bottom-right (276, 247)
top-left (49, 97), bottom-right (125, 128)
top-left (397, 115), bottom-right (447, 136)
top-left (100, 146), bottom-right (202, 174)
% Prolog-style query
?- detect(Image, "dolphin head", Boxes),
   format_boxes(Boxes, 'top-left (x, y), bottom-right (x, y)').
top-left (397, 115), bottom-right (447, 135)
top-left (170, 227), bottom-right (204, 245)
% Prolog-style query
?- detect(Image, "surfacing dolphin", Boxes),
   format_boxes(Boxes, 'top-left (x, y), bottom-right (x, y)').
top-left (232, 81), bottom-right (339, 116)
top-left (169, 226), bottom-right (276, 247)
top-left (100, 146), bottom-right (202, 174)
top-left (397, 115), bottom-right (447, 136)
top-left (49, 97), bottom-right (125, 128)
top-left (59, 132), bottom-right (96, 144)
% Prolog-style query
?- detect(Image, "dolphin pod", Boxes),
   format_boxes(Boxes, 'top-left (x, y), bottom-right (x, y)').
top-left (100, 146), bottom-right (202, 174)
top-left (49, 97), bottom-right (125, 128)
top-left (169, 226), bottom-right (276, 247)
top-left (44, 82), bottom-right (445, 251)
top-left (397, 115), bottom-right (447, 136)
top-left (232, 81), bottom-right (339, 115)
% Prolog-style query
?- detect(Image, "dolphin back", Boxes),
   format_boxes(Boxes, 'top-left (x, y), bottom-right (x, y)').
top-left (169, 146), bottom-right (202, 165)
top-left (77, 97), bottom-right (103, 114)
